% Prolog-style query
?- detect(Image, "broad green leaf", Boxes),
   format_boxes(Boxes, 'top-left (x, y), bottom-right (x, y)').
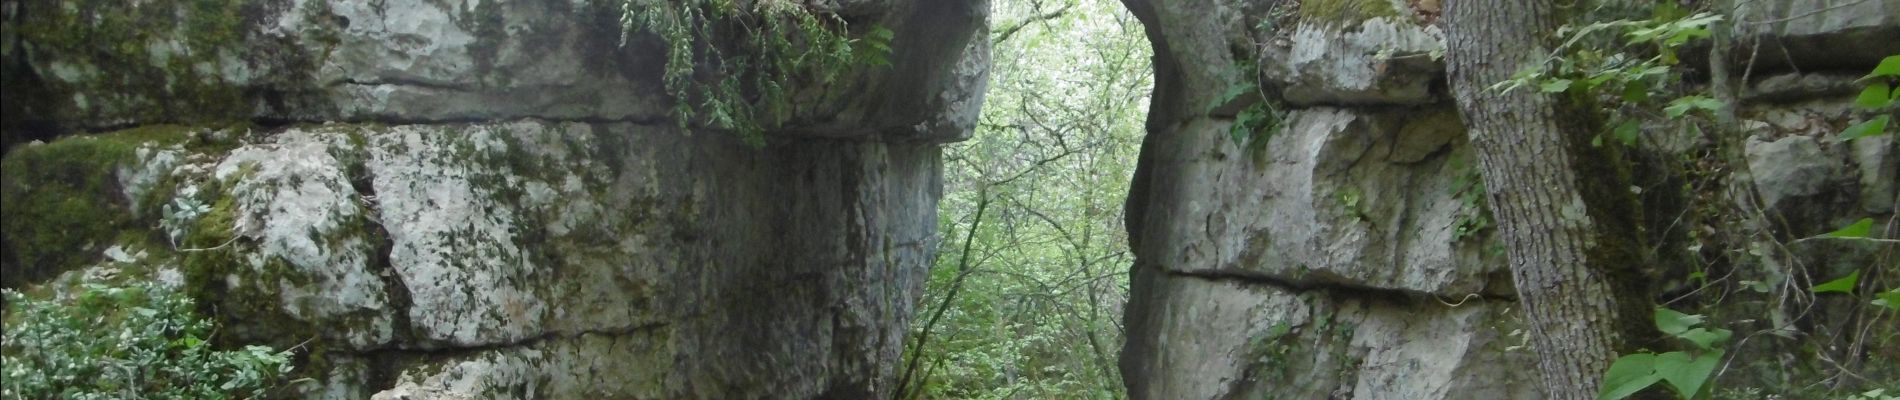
top-left (1676, 327), bottom-right (1732, 350)
top-left (1857, 83), bottom-right (1893, 109)
top-left (1613, 120), bottom-right (1642, 146)
top-left (1654, 308), bottom-right (1704, 336)
top-left (1826, 218), bottom-right (1875, 238)
top-left (1598, 353), bottom-right (1662, 400)
top-left (1875, 288), bottom-right (1900, 311)
top-left (1622, 80), bottom-right (1651, 102)
top-left (1812, 270), bottom-right (1860, 294)
top-left (1840, 115), bottom-right (1892, 141)
top-left (1541, 79), bottom-right (1574, 93)
top-left (1868, 55), bottom-right (1900, 79)
top-left (1664, 96), bottom-right (1723, 118)
top-left (1654, 350), bottom-right (1723, 399)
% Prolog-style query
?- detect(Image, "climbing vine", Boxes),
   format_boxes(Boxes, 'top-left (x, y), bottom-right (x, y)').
top-left (618, 0), bottom-right (893, 147)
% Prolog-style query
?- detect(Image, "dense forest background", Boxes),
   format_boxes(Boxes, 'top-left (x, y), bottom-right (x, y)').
top-left (897, 0), bottom-right (1148, 397)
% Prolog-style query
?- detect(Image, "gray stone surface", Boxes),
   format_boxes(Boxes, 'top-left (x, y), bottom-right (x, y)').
top-left (1264, 19), bottom-right (1445, 106)
top-left (1117, 0), bottom-right (1534, 398)
top-left (1, 0), bottom-right (987, 397)
top-left (15, 120), bottom-right (945, 398)
top-left (1747, 134), bottom-right (1845, 212)
top-left (1728, 0), bottom-right (1900, 71)
top-left (1121, 269), bottom-right (1538, 400)
top-left (1120, 0), bottom-right (1897, 398)
top-left (1852, 135), bottom-right (1897, 213)
top-left (3, 0), bottom-right (989, 143)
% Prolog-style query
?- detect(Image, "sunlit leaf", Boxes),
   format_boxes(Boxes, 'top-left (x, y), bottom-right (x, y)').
top-left (1867, 54), bottom-right (1900, 79)
top-left (1839, 116), bottom-right (1892, 141)
top-left (1875, 288), bottom-right (1900, 311)
top-left (1825, 218), bottom-right (1875, 238)
top-left (1812, 270), bottom-right (1860, 294)
top-left (1857, 83), bottom-right (1893, 109)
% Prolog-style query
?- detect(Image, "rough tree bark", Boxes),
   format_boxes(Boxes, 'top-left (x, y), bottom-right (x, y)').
top-left (1444, 0), bottom-right (1651, 398)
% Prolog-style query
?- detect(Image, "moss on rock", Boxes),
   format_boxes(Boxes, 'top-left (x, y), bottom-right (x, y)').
top-left (1298, 0), bottom-right (1402, 27)
top-left (8, 0), bottom-right (252, 126)
top-left (0, 127), bottom-right (189, 288)
top-left (0, 121), bottom-right (249, 280)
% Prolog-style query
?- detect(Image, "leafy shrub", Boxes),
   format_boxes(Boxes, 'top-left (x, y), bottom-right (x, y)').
top-left (1599, 308), bottom-right (1732, 400)
top-left (2, 282), bottom-right (293, 399)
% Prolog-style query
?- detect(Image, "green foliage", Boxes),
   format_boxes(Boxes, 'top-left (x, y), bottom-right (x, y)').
top-left (1449, 156), bottom-right (1493, 241)
top-left (1501, 7), bottom-right (1898, 398)
top-left (1214, 64), bottom-right (1285, 148)
top-left (1839, 55), bottom-right (1899, 141)
top-left (159, 195), bottom-right (213, 246)
top-left (1874, 289), bottom-right (1900, 312)
top-left (1843, 389), bottom-right (1900, 400)
top-left (1599, 308), bottom-right (1732, 400)
top-left (1824, 218), bottom-right (1875, 239)
top-left (1810, 271), bottom-right (1859, 295)
top-left (618, 0), bottom-right (891, 147)
top-left (1231, 102), bottom-right (1284, 147)
top-left (2, 282), bottom-right (294, 398)
top-left (1493, 10), bottom-right (1724, 147)
top-left (903, 1), bottom-right (1147, 398)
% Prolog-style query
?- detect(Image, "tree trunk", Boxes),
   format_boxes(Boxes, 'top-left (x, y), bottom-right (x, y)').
top-left (1444, 0), bottom-right (1649, 398)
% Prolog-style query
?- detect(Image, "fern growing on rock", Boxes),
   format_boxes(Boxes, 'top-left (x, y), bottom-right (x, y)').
top-left (619, 0), bottom-right (893, 147)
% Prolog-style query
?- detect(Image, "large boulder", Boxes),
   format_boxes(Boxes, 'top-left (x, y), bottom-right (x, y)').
top-left (1117, 0), bottom-right (1898, 398)
top-left (1117, 0), bottom-right (1540, 398)
top-left (0, 0), bottom-right (989, 145)
top-left (0, 0), bottom-right (990, 398)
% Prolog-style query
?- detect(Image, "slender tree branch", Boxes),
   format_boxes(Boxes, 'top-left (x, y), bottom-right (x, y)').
top-left (992, 3), bottom-right (1075, 44)
top-left (894, 186), bottom-right (991, 399)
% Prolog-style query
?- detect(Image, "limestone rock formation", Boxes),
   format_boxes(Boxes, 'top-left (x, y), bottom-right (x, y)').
top-left (1117, 0), bottom-right (1895, 398)
top-left (1118, 0), bottom-right (1536, 398)
top-left (1, 0), bottom-right (989, 398)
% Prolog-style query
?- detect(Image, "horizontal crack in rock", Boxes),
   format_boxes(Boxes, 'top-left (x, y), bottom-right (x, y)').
top-left (363, 322), bottom-right (672, 357)
top-left (1161, 267), bottom-right (1517, 304)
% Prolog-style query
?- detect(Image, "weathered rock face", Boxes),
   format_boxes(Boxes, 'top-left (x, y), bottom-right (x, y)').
top-left (1118, 0), bottom-right (1896, 398)
top-left (0, 0), bottom-right (989, 145)
top-left (1, 0), bottom-right (988, 398)
top-left (1118, 1), bottom-right (1535, 398)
